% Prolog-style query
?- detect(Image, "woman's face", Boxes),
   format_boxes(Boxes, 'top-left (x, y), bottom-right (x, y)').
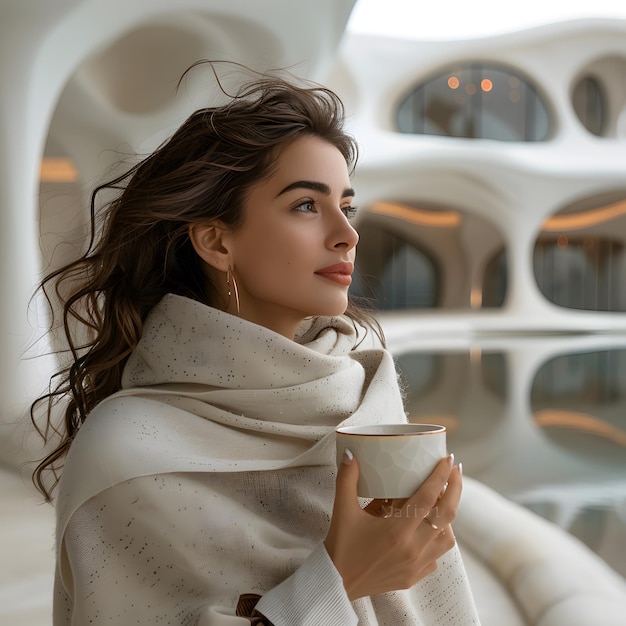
top-left (224, 135), bottom-right (359, 338)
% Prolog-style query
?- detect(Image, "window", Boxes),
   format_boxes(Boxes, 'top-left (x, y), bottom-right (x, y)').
top-left (352, 222), bottom-right (438, 309)
top-left (353, 202), bottom-right (507, 310)
top-left (483, 248), bottom-right (508, 308)
top-left (572, 76), bottom-right (606, 136)
top-left (534, 192), bottom-right (626, 312)
top-left (397, 64), bottom-right (550, 141)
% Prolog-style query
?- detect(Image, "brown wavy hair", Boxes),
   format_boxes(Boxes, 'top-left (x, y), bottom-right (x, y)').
top-left (31, 62), bottom-right (383, 500)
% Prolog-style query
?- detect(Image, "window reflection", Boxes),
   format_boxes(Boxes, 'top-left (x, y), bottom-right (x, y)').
top-left (397, 64), bottom-right (550, 141)
top-left (387, 341), bottom-right (626, 577)
top-left (481, 352), bottom-right (508, 399)
top-left (394, 350), bottom-right (507, 440)
top-left (531, 349), bottom-right (626, 462)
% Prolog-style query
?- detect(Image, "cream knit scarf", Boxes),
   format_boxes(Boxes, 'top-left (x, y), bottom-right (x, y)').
top-left (56, 294), bottom-right (480, 624)
top-left (56, 293), bottom-right (405, 539)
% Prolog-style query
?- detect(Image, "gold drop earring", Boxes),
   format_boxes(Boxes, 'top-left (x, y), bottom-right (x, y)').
top-left (226, 265), bottom-right (240, 316)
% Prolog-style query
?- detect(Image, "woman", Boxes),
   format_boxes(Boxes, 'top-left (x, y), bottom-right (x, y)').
top-left (32, 65), bottom-right (480, 625)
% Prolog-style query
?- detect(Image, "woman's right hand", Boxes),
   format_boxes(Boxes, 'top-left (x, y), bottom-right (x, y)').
top-left (324, 451), bottom-right (462, 601)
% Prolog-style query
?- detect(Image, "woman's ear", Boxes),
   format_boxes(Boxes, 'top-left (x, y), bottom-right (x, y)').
top-left (188, 222), bottom-right (231, 272)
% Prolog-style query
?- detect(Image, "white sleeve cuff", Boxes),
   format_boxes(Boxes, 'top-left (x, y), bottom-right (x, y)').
top-left (254, 543), bottom-right (358, 626)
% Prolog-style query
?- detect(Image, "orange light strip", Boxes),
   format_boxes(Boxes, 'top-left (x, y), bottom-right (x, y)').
top-left (534, 409), bottom-right (626, 446)
top-left (542, 199), bottom-right (626, 232)
top-left (40, 157), bottom-right (79, 183)
top-left (370, 201), bottom-right (461, 228)
top-left (470, 288), bottom-right (483, 309)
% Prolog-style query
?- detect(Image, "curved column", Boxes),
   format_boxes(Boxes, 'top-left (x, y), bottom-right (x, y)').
top-left (0, 13), bottom-right (57, 463)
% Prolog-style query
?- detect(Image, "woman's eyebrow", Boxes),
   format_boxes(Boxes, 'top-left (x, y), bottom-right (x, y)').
top-left (276, 180), bottom-right (355, 198)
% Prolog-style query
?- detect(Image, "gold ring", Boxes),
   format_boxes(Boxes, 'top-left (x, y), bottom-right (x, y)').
top-left (423, 515), bottom-right (439, 530)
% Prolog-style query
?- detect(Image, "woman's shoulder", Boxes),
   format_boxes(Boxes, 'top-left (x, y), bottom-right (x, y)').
top-left (60, 394), bottom-right (217, 488)
top-left (54, 394), bottom-right (218, 553)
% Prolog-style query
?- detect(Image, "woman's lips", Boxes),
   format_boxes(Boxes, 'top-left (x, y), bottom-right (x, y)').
top-left (315, 262), bottom-right (354, 286)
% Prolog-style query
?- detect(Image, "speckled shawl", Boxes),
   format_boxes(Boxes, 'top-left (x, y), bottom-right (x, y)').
top-left (56, 294), bottom-right (405, 540)
top-left (55, 293), bottom-right (480, 624)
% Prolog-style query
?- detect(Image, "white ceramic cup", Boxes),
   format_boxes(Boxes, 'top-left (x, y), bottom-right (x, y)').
top-left (335, 423), bottom-right (447, 499)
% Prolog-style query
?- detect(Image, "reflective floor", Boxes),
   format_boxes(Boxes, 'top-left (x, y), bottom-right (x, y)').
top-left (387, 329), bottom-right (626, 579)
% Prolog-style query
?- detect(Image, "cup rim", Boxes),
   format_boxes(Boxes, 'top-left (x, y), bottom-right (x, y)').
top-left (336, 423), bottom-right (446, 436)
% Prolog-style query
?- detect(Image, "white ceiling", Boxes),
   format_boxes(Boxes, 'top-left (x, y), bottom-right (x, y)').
top-left (348, 0), bottom-right (626, 40)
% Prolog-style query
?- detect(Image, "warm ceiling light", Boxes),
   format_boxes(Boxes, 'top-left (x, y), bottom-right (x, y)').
top-left (509, 90), bottom-right (521, 103)
top-left (481, 79), bottom-right (493, 92)
top-left (470, 345), bottom-right (482, 362)
top-left (370, 201), bottom-right (461, 227)
top-left (542, 199), bottom-right (626, 231)
top-left (470, 288), bottom-right (483, 309)
top-left (448, 76), bottom-right (460, 89)
top-left (508, 76), bottom-right (521, 89)
top-left (40, 157), bottom-right (79, 183)
top-left (534, 409), bottom-right (626, 446)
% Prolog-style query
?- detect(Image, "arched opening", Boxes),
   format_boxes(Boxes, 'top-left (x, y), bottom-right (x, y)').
top-left (396, 63), bottom-right (551, 141)
top-left (353, 201), bottom-right (508, 310)
top-left (534, 191), bottom-right (626, 312)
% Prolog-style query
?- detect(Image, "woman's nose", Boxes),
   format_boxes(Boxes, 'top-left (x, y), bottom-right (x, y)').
top-left (328, 211), bottom-right (359, 250)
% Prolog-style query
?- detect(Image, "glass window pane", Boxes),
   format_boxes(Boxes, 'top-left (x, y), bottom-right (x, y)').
top-left (572, 76), bottom-right (606, 136)
top-left (397, 63), bottom-right (551, 142)
top-left (353, 204), bottom-right (507, 311)
top-left (351, 222), bottom-right (438, 309)
top-left (534, 193), bottom-right (626, 312)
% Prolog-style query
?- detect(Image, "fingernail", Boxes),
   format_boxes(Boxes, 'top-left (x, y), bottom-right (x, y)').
top-left (342, 448), bottom-right (354, 465)
top-left (447, 453), bottom-right (455, 466)
top-left (458, 462), bottom-right (463, 476)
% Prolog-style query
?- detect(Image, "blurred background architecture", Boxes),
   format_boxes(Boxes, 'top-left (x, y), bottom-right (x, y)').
top-left (1, 0), bottom-right (625, 624)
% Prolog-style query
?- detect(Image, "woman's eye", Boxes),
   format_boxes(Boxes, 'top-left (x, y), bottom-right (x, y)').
top-left (342, 206), bottom-right (359, 220)
top-left (293, 200), bottom-right (316, 213)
